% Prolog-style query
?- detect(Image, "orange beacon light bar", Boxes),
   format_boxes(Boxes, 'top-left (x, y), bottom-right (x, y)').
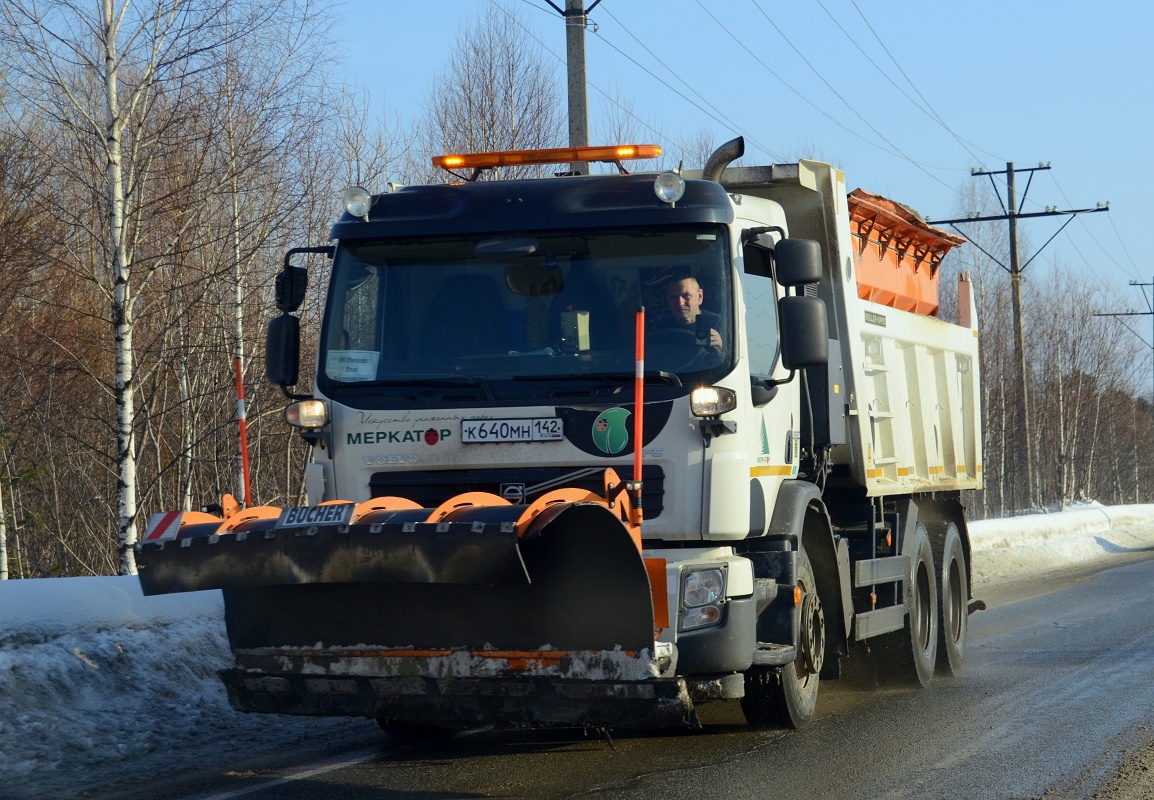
top-left (432, 144), bottom-right (662, 171)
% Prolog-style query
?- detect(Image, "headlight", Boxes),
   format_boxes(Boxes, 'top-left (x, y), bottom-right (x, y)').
top-left (690, 386), bottom-right (736, 418)
top-left (342, 186), bottom-right (372, 219)
top-left (654, 171), bottom-right (685, 206)
top-left (683, 568), bottom-right (724, 607)
top-left (285, 399), bottom-right (327, 429)
top-left (681, 567), bottom-right (725, 631)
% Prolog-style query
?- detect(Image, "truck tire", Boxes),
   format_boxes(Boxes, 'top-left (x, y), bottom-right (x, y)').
top-left (740, 548), bottom-right (822, 729)
top-left (936, 521), bottom-right (968, 676)
top-left (872, 522), bottom-right (938, 688)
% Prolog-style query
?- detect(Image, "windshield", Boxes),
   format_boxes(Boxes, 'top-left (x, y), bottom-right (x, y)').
top-left (319, 225), bottom-right (734, 404)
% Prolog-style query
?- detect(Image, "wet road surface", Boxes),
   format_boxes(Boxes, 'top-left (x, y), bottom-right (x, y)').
top-left (107, 555), bottom-right (1154, 800)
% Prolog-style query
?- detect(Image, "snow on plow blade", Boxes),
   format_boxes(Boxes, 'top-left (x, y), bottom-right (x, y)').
top-left (219, 666), bottom-right (692, 729)
top-left (135, 492), bottom-right (693, 728)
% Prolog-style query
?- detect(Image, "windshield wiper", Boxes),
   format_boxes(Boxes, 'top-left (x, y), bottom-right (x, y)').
top-left (514, 371), bottom-right (682, 387)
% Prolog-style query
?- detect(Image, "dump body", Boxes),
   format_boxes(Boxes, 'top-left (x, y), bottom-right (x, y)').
top-left (716, 160), bottom-right (982, 496)
top-left (138, 147), bottom-right (981, 731)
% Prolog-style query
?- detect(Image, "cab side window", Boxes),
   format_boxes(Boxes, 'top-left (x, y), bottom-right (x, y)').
top-left (742, 244), bottom-right (779, 378)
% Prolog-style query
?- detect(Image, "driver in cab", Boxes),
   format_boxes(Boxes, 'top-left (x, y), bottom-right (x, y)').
top-left (665, 276), bottom-right (722, 348)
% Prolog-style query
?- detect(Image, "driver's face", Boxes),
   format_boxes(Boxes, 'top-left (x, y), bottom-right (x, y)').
top-left (666, 278), bottom-right (703, 325)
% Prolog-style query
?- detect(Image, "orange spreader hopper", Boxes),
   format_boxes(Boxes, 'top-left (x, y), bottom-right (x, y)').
top-left (848, 189), bottom-right (966, 317)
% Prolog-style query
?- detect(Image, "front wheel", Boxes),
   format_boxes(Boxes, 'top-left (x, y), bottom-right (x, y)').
top-left (740, 548), bottom-right (823, 729)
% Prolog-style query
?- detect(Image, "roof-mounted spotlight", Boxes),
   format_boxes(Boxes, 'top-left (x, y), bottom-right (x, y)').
top-left (654, 171), bottom-right (685, 207)
top-left (342, 186), bottom-right (372, 221)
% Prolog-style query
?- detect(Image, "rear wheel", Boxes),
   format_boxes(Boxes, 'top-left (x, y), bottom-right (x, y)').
top-left (936, 521), bottom-right (968, 676)
top-left (740, 548), bottom-right (823, 729)
top-left (871, 522), bottom-right (938, 687)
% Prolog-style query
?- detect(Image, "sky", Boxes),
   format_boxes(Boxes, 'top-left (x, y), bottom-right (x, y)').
top-left (4, 503), bottom-right (1154, 798)
top-left (329, 0), bottom-right (1151, 308)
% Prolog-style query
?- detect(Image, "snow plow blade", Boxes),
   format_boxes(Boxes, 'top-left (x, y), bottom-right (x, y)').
top-left (135, 508), bottom-right (530, 594)
top-left (136, 493), bottom-right (693, 728)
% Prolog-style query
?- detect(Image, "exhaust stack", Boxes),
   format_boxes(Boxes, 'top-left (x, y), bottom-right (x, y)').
top-left (701, 136), bottom-right (745, 183)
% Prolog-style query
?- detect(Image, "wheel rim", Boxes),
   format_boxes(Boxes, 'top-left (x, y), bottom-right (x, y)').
top-left (915, 560), bottom-right (932, 651)
top-left (947, 555), bottom-right (963, 642)
top-left (799, 589), bottom-right (825, 675)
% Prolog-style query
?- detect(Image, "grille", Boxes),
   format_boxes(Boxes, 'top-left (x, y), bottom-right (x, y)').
top-left (370, 465), bottom-right (665, 519)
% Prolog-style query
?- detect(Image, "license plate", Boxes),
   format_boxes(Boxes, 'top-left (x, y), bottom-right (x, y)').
top-left (277, 504), bottom-right (355, 528)
top-left (461, 417), bottom-right (564, 443)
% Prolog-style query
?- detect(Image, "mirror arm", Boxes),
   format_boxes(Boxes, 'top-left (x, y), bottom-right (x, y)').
top-left (743, 225), bottom-right (786, 246)
top-left (280, 383), bottom-right (312, 402)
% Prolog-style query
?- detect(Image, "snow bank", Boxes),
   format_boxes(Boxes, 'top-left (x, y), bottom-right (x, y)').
top-left (0, 578), bottom-right (363, 800)
top-left (0, 579), bottom-right (231, 794)
top-left (0, 575), bottom-right (223, 645)
top-left (969, 503), bottom-right (1154, 586)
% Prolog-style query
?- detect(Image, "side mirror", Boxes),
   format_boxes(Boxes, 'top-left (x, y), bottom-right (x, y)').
top-left (779, 295), bottom-right (828, 370)
top-left (775, 239), bottom-right (822, 287)
top-left (275, 266), bottom-right (308, 313)
top-left (277, 245), bottom-right (334, 312)
top-left (266, 314), bottom-right (300, 386)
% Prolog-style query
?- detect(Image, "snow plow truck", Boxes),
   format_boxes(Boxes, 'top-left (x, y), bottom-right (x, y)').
top-left (136, 137), bottom-right (981, 733)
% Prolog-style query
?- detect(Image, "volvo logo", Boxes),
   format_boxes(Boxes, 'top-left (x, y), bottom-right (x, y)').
top-left (500, 483), bottom-right (526, 504)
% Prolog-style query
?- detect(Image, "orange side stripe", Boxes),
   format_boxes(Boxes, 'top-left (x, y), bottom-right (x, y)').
top-left (750, 465), bottom-right (793, 477)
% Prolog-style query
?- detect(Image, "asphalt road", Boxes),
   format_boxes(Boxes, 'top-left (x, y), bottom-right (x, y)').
top-left (130, 554), bottom-right (1154, 800)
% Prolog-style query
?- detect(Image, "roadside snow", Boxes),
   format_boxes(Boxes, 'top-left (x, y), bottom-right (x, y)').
top-left (970, 503), bottom-right (1154, 586)
top-left (0, 578), bottom-right (366, 800)
top-left (4, 504), bottom-right (1154, 798)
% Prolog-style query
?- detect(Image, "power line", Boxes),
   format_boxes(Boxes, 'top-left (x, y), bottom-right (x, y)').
top-left (586, 25), bottom-right (781, 160)
top-left (1048, 171), bottom-right (1140, 281)
top-left (497, 0), bottom-right (672, 148)
top-left (845, 0), bottom-right (1005, 164)
top-left (691, 1), bottom-right (940, 173)
top-left (516, 0), bottom-right (562, 17)
top-left (593, 5), bottom-right (785, 161)
top-left (816, 0), bottom-right (998, 169)
top-left (741, 0), bottom-right (959, 191)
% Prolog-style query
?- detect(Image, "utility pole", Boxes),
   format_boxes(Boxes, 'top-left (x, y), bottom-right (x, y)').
top-left (1094, 279), bottom-right (1154, 502)
top-left (930, 163), bottom-right (1108, 512)
top-left (546, 0), bottom-right (600, 174)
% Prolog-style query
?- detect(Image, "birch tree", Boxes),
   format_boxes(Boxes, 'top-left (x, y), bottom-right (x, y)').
top-left (0, 0), bottom-right (329, 573)
top-left (417, 5), bottom-right (564, 182)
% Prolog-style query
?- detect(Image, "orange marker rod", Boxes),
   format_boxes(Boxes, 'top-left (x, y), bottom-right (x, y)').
top-left (632, 307), bottom-right (645, 527)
